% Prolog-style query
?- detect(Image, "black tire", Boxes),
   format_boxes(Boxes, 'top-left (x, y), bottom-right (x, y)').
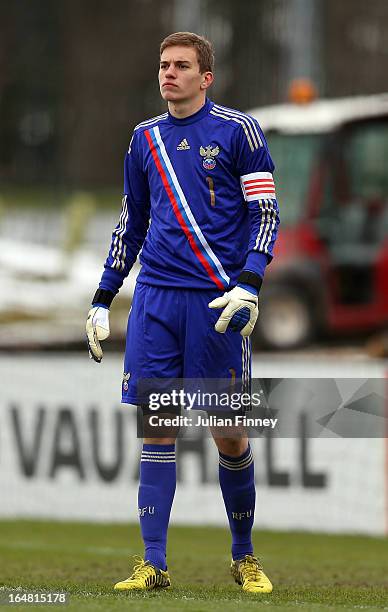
top-left (254, 284), bottom-right (317, 350)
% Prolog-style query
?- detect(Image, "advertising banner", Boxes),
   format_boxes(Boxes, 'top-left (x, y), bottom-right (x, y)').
top-left (0, 355), bottom-right (386, 535)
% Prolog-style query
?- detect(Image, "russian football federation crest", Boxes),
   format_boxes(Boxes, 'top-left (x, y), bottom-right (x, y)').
top-left (122, 372), bottom-right (130, 392)
top-left (200, 144), bottom-right (220, 170)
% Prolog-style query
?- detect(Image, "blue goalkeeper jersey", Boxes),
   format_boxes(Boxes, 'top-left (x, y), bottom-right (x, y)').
top-left (100, 98), bottom-right (280, 293)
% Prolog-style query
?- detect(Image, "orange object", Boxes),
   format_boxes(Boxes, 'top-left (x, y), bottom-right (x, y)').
top-left (288, 78), bottom-right (317, 104)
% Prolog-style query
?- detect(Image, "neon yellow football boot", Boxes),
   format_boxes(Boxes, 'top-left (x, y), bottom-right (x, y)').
top-left (114, 557), bottom-right (171, 591)
top-left (231, 554), bottom-right (273, 593)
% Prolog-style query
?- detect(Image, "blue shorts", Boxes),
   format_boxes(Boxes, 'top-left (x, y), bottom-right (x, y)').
top-left (122, 282), bottom-right (251, 405)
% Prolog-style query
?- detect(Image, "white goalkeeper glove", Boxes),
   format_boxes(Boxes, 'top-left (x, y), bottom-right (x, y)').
top-left (86, 306), bottom-right (110, 363)
top-left (208, 286), bottom-right (259, 337)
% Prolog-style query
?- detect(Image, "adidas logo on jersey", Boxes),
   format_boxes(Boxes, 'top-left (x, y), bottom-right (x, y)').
top-left (177, 138), bottom-right (190, 150)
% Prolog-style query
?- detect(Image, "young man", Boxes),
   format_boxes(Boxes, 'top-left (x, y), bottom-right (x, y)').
top-left (86, 32), bottom-right (279, 594)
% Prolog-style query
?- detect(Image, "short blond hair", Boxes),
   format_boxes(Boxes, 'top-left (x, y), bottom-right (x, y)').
top-left (160, 32), bottom-right (214, 73)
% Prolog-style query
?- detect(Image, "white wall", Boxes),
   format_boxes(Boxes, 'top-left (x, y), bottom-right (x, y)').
top-left (0, 354), bottom-right (386, 535)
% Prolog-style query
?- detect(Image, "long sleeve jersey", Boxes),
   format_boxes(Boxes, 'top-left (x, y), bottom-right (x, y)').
top-left (100, 98), bottom-right (280, 294)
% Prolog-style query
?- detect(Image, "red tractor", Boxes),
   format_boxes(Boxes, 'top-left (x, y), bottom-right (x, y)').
top-left (250, 93), bottom-right (388, 349)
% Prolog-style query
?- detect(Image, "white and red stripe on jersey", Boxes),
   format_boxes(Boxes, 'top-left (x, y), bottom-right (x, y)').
top-left (240, 171), bottom-right (276, 202)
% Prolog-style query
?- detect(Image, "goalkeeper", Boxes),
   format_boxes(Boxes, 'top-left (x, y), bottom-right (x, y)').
top-left (86, 32), bottom-right (279, 594)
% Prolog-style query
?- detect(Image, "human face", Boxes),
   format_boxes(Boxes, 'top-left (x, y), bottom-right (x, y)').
top-left (159, 45), bottom-right (213, 106)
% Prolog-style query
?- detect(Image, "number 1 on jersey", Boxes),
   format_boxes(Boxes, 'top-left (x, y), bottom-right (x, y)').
top-left (206, 176), bottom-right (216, 207)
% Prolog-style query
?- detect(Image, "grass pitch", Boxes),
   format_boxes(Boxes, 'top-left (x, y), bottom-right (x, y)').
top-left (0, 521), bottom-right (387, 611)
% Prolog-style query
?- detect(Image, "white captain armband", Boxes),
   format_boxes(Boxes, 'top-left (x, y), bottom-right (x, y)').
top-left (240, 172), bottom-right (276, 202)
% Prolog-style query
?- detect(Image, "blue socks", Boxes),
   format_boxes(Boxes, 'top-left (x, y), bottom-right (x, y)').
top-left (219, 445), bottom-right (255, 560)
top-left (138, 443), bottom-right (254, 567)
top-left (138, 444), bottom-right (176, 570)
